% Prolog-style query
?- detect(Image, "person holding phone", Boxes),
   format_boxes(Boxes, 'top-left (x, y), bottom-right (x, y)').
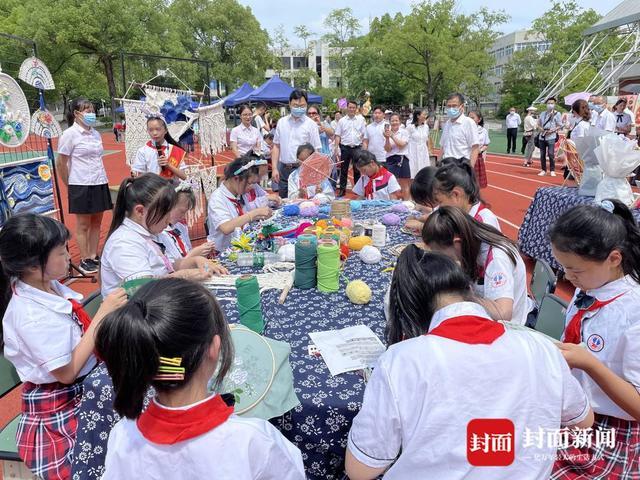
top-left (536, 97), bottom-right (563, 177)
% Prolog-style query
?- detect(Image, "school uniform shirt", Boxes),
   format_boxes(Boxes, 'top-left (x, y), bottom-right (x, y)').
top-left (441, 114), bottom-right (480, 160)
top-left (335, 115), bottom-right (367, 147)
top-left (287, 167), bottom-right (335, 201)
top-left (273, 114), bottom-right (322, 165)
top-left (595, 108), bottom-right (616, 132)
top-left (366, 120), bottom-right (389, 164)
top-left (505, 112), bottom-right (522, 129)
top-left (469, 202), bottom-right (501, 232)
top-left (348, 301), bottom-right (590, 479)
top-left (352, 169), bottom-right (401, 200)
top-left (242, 184), bottom-right (270, 211)
top-left (571, 120), bottom-right (591, 139)
top-left (102, 395), bottom-right (305, 480)
top-left (132, 141), bottom-right (187, 178)
top-left (207, 183), bottom-right (245, 251)
top-left (385, 128), bottom-right (409, 158)
top-left (230, 124), bottom-right (262, 156)
top-left (101, 218), bottom-right (172, 297)
top-left (253, 114), bottom-right (269, 136)
top-left (158, 222), bottom-right (192, 262)
top-left (477, 126), bottom-right (490, 147)
top-left (614, 111), bottom-right (633, 133)
top-left (564, 275), bottom-right (640, 421)
top-left (2, 280), bottom-right (96, 384)
top-left (57, 122), bottom-right (108, 186)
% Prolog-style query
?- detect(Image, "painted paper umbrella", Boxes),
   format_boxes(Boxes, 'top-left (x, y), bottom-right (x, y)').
top-left (0, 71), bottom-right (31, 148)
top-left (18, 57), bottom-right (55, 90)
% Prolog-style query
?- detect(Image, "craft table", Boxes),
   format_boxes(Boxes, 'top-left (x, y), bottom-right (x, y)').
top-left (71, 203), bottom-right (412, 480)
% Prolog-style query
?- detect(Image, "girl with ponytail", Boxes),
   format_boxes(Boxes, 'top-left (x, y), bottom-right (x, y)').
top-left (0, 214), bottom-right (126, 479)
top-left (549, 199), bottom-right (640, 478)
top-left (100, 173), bottom-right (227, 296)
top-left (97, 278), bottom-right (305, 479)
top-left (132, 116), bottom-right (187, 183)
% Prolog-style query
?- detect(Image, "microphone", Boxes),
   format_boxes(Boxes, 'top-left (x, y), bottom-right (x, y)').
top-left (154, 140), bottom-right (167, 172)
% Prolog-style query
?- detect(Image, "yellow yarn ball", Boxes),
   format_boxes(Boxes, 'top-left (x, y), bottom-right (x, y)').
top-left (348, 235), bottom-right (373, 251)
top-left (346, 280), bottom-right (372, 305)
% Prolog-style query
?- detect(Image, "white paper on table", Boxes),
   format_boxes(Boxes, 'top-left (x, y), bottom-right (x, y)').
top-left (308, 325), bottom-right (386, 376)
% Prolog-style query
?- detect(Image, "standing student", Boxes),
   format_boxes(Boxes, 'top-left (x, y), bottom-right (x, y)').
top-left (347, 249), bottom-right (593, 480)
top-left (505, 106), bottom-right (521, 154)
top-left (422, 206), bottom-right (531, 325)
top-left (405, 109), bottom-right (431, 178)
top-left (570, 99), bottom-right (591, 139)
top-left (537, 97), bottom-right (563, 177)
top-left (384, 113), bottom-right (411, 200)
top-left (101, 173), bottom-right (225, 296)
top-left (334, 99), bottom-right (368, 197)
top-left (97, 278), bottom-right (305, 480)
top-left (352, 150), bottom-right (401, 200)
top-left (252, 102), bottom-right (271, 136)
top-left (404, 166), bottom-right (437, 235)
top-left (469, 110), bottom-right (489, 189)
top-left (230, 104), bottom-right (262, 158)
top-left (56, 97), bottom-right (112, 275)
top-left (0, 214), bottom-right (127, 480)
top-left (132, 117), bottom-right (187, 182)
top-left (549, 200), bottom-right (640, 479)
top-left (613, 98), bottom-right (633, 136)
top-left (287, 144), bottom-right (335, 201)
top-left (439, 93), bottom-right (480, 166)
top-left (207, 157), bottom-right (273, 252)
top-left (365, 105), bottom-right (388, 165)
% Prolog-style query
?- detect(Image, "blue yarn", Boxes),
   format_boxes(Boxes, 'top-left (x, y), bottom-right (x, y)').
top-left (283, 204), bottom-right (300, 216)
top-left (319, 205), bottom-right (331, 214)
top-left (317, 213), bottom-right (330, 219)
top-left (361, 199), bottom-right (394, 208)
top-left (350, 200), bottom-right (362, 211)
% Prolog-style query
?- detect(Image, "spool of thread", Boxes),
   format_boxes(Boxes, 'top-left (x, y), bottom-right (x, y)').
top-left (294, 235), bottom-right (318, 289)
top-left (236, 275), bottom-right (264, 333)
top-left (323, 226), bottom-right (341, 243)
top-left (317, 242), bottom-right (341, 293)
top-left (372, 224), bottom-right (387, 247)
top-left (330, 199), bottom-right (351, 219)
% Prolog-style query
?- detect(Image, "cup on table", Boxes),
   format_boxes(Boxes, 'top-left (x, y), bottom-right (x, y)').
top-left (121, 273), bottom-right (155, 298)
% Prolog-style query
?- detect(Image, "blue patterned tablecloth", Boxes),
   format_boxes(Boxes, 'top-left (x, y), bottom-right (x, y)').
top-left (72, 203), bottom-right (412, 480)
top-left (518, 186), bottom-right (640, 271)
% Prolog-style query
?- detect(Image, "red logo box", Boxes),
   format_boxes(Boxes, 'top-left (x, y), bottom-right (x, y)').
top-left (467, 418), bottom-right (515, 467)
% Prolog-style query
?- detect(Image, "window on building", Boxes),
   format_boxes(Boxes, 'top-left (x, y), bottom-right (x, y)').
top-left (293, 56), bottom-right (308, 69)
top-left (316, 56), bottom-right (322, 78)
top-left (281, 57), bottom-right (291, 69)
top-left (329, 76), bottom-right (341, 88)
top-left (328, 59), bottom-right (340, 70)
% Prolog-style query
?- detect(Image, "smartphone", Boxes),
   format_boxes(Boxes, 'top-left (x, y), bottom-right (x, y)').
top-left (384, 123), bottom-right (390, 131)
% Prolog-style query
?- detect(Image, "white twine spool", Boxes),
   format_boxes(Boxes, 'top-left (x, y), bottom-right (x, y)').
top-left (372, 223), bottom-right (386, 247)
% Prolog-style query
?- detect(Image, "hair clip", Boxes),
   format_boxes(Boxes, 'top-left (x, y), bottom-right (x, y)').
top-left (154, 356), bottom-right (185, 381)
top-left (599, 200), bottom-right (615, 213)
top-left (234, 159), bottom-right (257, 176)
top-left (254, 159), bottom-right (268, 166)
top-left (175, 181), bottom-right (192, 193)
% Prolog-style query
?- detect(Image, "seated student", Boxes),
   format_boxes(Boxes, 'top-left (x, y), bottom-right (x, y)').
top-left (207, 156), bottom-right (273, 252)
top-left (287, 143), bottom-right (335, 201)
top-left (422, 206), bottom-right (531, 325)
top-left (97, 278), bottom-right (306, 480)
top-left (347, 248), bottom-right (593, 480)
top-left (132, 117), bottom-right (187, 182)
top-left (0, 214), bottom-right (127, 480)
top-left (352, 150), bottom-right (401, 200)
top-left (262, 132), bottom-right (274, 161)
top-left (242, 159), bottom-right (281, 211)
top-left (101, 173), bottom-right (227, 296)
top-left (404, 166), bottom-right (437, 235)
top-left (433, 159), bottom-right (501, 231)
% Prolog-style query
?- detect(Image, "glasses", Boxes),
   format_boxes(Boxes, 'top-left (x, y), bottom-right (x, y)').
top-left (308, 111), bottom-right (319, 115)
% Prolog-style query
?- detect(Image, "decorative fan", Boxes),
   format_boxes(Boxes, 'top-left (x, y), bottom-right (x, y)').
top-left (18, 57), bottom-right (55, 90)
top-left (30, 109), bottom-right (62, 139)
top-left (298, 152), bottom-right (333, 190)
top-left (0, 71), bottom-right (31, 147)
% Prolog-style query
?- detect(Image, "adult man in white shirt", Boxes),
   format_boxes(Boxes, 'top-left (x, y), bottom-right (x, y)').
top-left (440, 93), bottom-right (479, 165)
top-left (271, 89), bottom-right (322, 198)
top-left (334, 99), bottom-right (368, 197)
top-left (593, 96), bottom-right (616, 132)
top-left (365, 105), bottom-right (388, 165)
top-left (505, 107), bottom-right (521, 154)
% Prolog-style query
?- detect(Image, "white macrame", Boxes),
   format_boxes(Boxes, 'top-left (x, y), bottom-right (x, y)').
top-left (181, 165), bottom-right (205, 228)
top-left (143, 85), bottom-right (182, 111)
top-left (200, 166), bottom-right (218, 200)
top-left (121, 99), bottom-right (150, 166)
top-left (196, 102), bottom-right (226, 156)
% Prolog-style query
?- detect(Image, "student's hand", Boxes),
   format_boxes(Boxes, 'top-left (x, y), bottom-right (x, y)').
top-left (251, 206), bottom-right (272, 221)
top-left (158, 155), bottom-right (169, 167)
top-left (267, 194), bottom-right (282, 206)
top-left (404, 218), bottom-right (424, 235)
top-left (95, 288), bottom-right (128, 321)
top-left (208, 261), bottom-right (229, 276)
top-left (557, 342), bottom-right (598, 371)
top-left (272, 169), bottom-right (280, 184)
top-left (188, 241), bottom-right (215, 258)
top-left (194, 256), bottom-right (214, 279)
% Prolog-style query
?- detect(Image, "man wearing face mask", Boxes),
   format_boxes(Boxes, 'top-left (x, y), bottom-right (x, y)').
top-left (334, 100), bottom-right (368, 197)
top-left (593, 96), bottom-right (616, 133)
top-left (440, 93), bottom-right (480, 166)
top-left (271, 89), bottom-right (322, 198)
top-left (587, 95), bottom-right (598, 126)
top-left (536, 97), bottom-right (563, 177)
top-left (505, 107), bottom-right (521, 154)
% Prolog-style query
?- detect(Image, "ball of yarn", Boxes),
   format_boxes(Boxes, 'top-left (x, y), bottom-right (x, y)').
top-left (278, 243), bottom-right (296, 262)
top-left (319, 205), bottom-right (331, 214)
top-left (346, 280), bottom-right (372, 305)
top-left (350, 200), bottom-right (362, 211)
top-left (391, 203), bottom-right (409, 213)
top-left (381, 213), bottom-right (402, 226)
top-left (359, 245), bottom-right (382, 264)
top-left (348, 235), bottom-right (373, 251)
top-left (339, 217), bottom-right (353, 228)
top-left (299, 201), bottom-right (316, 210)
top-left (403, 200), bottom-right (416, 210)
top-left (283, 204), bottom-right (300, 216)
top-left (300, 205), bottom-right (320, 217)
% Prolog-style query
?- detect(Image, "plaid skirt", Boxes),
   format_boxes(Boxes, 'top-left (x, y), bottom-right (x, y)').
top-left (474, 154), bottom-right (488, 188)
top-left (17, 380), bottom-right (84, 480)
top-left (551, 413), bottom-right (640, 479)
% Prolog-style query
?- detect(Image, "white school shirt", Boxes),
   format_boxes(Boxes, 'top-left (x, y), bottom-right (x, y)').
top-left (253, 114), bottom-right (269, 136)
top-left (230, 124), bottom-right (262, 156)
top-left (335, 115), bottom-right (367, 147)
top-left (207, 182), bottom-right (244, 251)
top-left (596, 108), bottom-right (616, 132)
top-left (348, 301), bottom-right (590, 479)
top-left (287, 167), bottom-right (335, 201)
top-left (273, 114), bottom-right (322, 165)
top-left (385, 128), bottom-right (409, 158)
top-left (571, 120), bottom-right (591, 139)
top-left (564, 275), bottom-right (640, 421)
top-left (614, 111), bottom-right (633, 133)
top-left (366, 120), bottom-right (388, 163)
top-left (100, 218), bottom-right (172, 297)
top-left (505, 112), bottom-right (522, 129)
top-left (57, 122), bottom-right (108, 186)
top-left (102, 397), bottom-right (305, 480)
top-left (352, 171), bottom-right (401, 200)
top-left (468, 202), bottom-right (501, 231)
top-left (158, 222), bottom-right (192, 262)
top-left (242, 184), bottom-right (270, 211)
top-left (132, 142), bottom-right (187, 177)
top-left (477, 126), bottom-right (490, 147)
top-left (440, 114), bottom-right (480, 160)
top-left (2, 280), bottom-right (96, 384)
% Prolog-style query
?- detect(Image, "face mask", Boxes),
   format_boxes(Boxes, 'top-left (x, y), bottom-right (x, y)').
top-left (588, 102), bottom-right (594, 110)
top-left (510, 111), bottom-right (515, 114)
top-left (291, 106), bottom-right (307, 118)
top-left (446, 107), bottom-right (461, 119)
top-left (546, 103), bottom-right (555, 111)
top-left (82, 112), bottom-right (97, 126)
top-left (593, 104), bottom-right (604, 113)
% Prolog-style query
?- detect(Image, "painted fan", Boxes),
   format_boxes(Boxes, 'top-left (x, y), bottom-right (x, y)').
top-left (30, 109), bottom-right (63, 139)
top-left (18, 57), bottom-right (55, 90)
top-left (0, 71), bottom-right (31, 147)
top-left (298, 152), bottom-right (333, 189)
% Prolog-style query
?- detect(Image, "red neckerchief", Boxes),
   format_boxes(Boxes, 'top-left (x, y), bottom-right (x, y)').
top-left (472, 202), bottom-right (487, 222)
top-left (146, 141), bottom-right (186, 179)
top-left (227, 197), bottom-right (244, 216)
top-left (364, 167), bottom-right (393, 199)
top-left (245, 187), bottom-right (258, 203)
top-left (167, 226), bottom-right (188, 257)
top-left (137, 394), bottom-right (234, 445)
top-left (563, 292), bottom-right (626, 344)
top-left (69, 299), bottom-right (92, 334)
top-left (427, 315), bottom-right (505, 344)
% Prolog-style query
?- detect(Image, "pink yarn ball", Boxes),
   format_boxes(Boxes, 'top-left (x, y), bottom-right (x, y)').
top-left (381, 213), bottom-right (401, 226)
top-left (340, 218), bottom-right (353, 227)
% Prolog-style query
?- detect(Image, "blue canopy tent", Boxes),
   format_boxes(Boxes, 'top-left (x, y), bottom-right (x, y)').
top-left (223, 82), bottom-right (255, 107)
top-left (230, 75), bottom-right (322, 105)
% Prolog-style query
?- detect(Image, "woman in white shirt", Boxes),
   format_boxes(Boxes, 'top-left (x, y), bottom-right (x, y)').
top-left (230, 104), bottom-right (262, 158)
top-left (56, 97), bottom-right (112, 275)
top-left (384, 113), bottom-right (411, 199)
top-left (405, 109), bottom-right (431, 179)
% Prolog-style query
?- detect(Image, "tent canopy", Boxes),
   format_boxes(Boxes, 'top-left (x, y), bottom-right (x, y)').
top-left (230, 75), bottom-right (322, 106)
top-left (223, 82), bottom-right (255, 107)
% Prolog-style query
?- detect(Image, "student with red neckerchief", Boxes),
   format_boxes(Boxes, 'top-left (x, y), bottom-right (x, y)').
top-left (132, 117), bottom-right (187, 183)
top-left (347, 248), bottom-right (593, 480)
top-left (352, 150), bottom-right (401, 201)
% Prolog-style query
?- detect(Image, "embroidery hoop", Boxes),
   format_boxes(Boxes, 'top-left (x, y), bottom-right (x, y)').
top-left (30, 108), bottom-right (62, 139)
top-left (0, 70), bottom-right (31, 147)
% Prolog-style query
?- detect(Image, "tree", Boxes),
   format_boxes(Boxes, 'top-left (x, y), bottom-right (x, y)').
top-left (272, 24), bottom-right (290, 77)
top-left (499, 48), bottom-right (549, 115)
top-left (323, 8), bottom-right (360, 92)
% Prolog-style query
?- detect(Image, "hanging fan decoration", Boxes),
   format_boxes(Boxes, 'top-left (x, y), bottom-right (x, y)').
top-left (0, 70), bottom-right (31, 147)
top-left (18, 57), bottom-right (55, 90)
top-left (30, 108), bottom-right (63, 139)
